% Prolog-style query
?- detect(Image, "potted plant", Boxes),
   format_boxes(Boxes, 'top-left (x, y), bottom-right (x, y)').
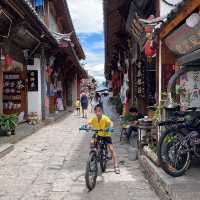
top-left (148, 104), bottom-right (162, 122)
top-left (0, 114), bottom-right (18, 136)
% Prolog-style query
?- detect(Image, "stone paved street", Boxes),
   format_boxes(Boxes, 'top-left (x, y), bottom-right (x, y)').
top-left (0, 111), bottom-right (160, 200)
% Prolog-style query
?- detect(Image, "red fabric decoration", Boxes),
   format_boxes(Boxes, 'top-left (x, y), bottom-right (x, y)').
top-left (144, 40), bottom-right (156, 57)
top-left (125, 97), bottom-right (129, 113)
top-left (4, 54), bottom-right (13, 65)
top-left (112, 73), bottom-right (118, 82)
top-left (46, 65), bottom-right (53, 77)
top-left (112, 72), bottom-right (119, 96)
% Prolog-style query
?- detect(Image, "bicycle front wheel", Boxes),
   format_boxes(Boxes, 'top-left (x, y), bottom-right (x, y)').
top-left (85, 151), bottom-right (98, 191)
top-left (100, 146), bottom-right (108, 172)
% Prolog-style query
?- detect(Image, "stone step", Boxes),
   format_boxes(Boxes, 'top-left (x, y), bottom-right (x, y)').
top-left (140, 155), bottom-right (200, 200)
top-left (0, 143), bottom-right (14, 159)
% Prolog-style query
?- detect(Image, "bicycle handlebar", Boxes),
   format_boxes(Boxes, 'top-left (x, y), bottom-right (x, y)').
top-left (79, 126), bottom-right (113, 132)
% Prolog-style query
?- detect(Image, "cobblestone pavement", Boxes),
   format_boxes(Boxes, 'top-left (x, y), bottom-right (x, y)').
top-left (0, 110), bottom-right (160, 200)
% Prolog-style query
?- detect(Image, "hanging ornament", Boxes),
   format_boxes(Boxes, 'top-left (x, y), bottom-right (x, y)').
top-left (144, 40), bottom-right (156, 57)
top-left (4, 54), bottom-right (13, 65)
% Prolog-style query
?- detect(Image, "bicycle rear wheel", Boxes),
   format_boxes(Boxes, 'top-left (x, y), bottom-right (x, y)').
top-left (157, 129), bottom-right (191, 177)
top-left (85, 151), bottom-right (98, 191)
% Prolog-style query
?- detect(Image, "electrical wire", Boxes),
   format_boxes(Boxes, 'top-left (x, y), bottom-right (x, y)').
top-left (162, 0), bottom-right (179, 7)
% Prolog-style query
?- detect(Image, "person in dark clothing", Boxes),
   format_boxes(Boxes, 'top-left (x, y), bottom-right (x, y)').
top-left (123, 107), bottom-right (143, 145)
top-left (80, 92), bottom-right (88, 118)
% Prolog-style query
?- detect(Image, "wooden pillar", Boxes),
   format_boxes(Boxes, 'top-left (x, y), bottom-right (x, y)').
top-left (0, 67), bottom-right (3, 114)
top-left (77, 78), bottom-right (80, 98)
top-left (40, 47), bottom-right (46, 119)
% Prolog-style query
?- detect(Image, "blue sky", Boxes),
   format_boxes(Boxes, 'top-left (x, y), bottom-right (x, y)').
top-left (68, 0), bottom-right (105, 82)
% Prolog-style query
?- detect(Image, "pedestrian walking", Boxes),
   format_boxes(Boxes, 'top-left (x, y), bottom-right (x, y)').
top-left (56, 91), bottom-right (64, 112)
top-left (80, 92), bottom-right (88, 118)
top-left (91, 92), bottom-right (101, 111)
top-left (75, 98), bottom-right (80, 115)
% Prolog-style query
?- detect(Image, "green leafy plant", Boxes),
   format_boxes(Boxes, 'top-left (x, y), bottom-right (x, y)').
top-left (164, 135), bottom-right (177, 144)
top-left (0, 114), bottom-right (18, 133)
top-left (148, 104), bottom-right (162, 121)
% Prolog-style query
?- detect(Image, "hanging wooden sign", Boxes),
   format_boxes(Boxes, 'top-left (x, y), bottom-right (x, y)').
top-left (165, 15), bottom-right (200, 56)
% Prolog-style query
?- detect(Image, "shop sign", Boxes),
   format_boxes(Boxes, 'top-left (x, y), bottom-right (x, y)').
top-left (28, 70), bottom-right (38, 91)
top-left (135, 61), bottom-right (145, 98)
top-left (180, 71), bottom-right (200, 108)
top-left (165, 18), bottom-right (200, 56)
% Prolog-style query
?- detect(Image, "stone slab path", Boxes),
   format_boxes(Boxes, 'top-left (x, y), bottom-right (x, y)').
top-left (0, 110), bottom-right (160, 200)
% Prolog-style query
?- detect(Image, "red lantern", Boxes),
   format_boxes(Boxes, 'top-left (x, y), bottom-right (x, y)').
top-left (144, 40), bottom-right (156, 57)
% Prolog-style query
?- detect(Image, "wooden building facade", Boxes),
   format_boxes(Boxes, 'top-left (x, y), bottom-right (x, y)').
top-left (0, 0), bottom-right (86, 120)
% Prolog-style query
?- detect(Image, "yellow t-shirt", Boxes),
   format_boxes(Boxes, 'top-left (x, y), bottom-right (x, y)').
top-left (75, 100), bottom-right (80, 108)
top-left (88, 115), bottom-right (112, 137)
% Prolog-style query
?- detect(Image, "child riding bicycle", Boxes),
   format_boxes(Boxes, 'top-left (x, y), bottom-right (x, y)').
top-left (87, 104), bottom-right (120, 174)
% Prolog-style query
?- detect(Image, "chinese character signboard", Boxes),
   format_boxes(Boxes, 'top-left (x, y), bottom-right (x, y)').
top-left (135, 61), bottom-right (145, 98)
top-left (180, 71), bottom-right (200, 108)
top-left (165, 20), bottom-right (200, 56)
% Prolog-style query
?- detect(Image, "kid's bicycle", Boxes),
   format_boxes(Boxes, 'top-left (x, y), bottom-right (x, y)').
top-left (79, 126), bottom-right (113, 191)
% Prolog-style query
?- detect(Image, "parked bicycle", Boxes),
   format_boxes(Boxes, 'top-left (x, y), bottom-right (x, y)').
top-left (157, 107), bottom-right (200, 177)
top-left (79, 126), bottom-right (113, 191)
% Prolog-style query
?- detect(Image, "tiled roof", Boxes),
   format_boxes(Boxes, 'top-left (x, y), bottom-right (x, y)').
top-left (22, 0), bottom-right (58, 46)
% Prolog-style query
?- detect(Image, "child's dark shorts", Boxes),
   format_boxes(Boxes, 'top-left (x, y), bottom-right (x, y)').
top-left (92, 134), bottom-right (112, 144)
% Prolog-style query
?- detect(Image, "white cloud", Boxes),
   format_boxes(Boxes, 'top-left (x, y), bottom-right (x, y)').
top-left (92, 41), bottom-right (104, 50)
top-left (67, 0), bottom-right (103, 33)
top-left (67, 0), bottom-right (105, 82)
top-left (84, 51), bottom-right (105, 81)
